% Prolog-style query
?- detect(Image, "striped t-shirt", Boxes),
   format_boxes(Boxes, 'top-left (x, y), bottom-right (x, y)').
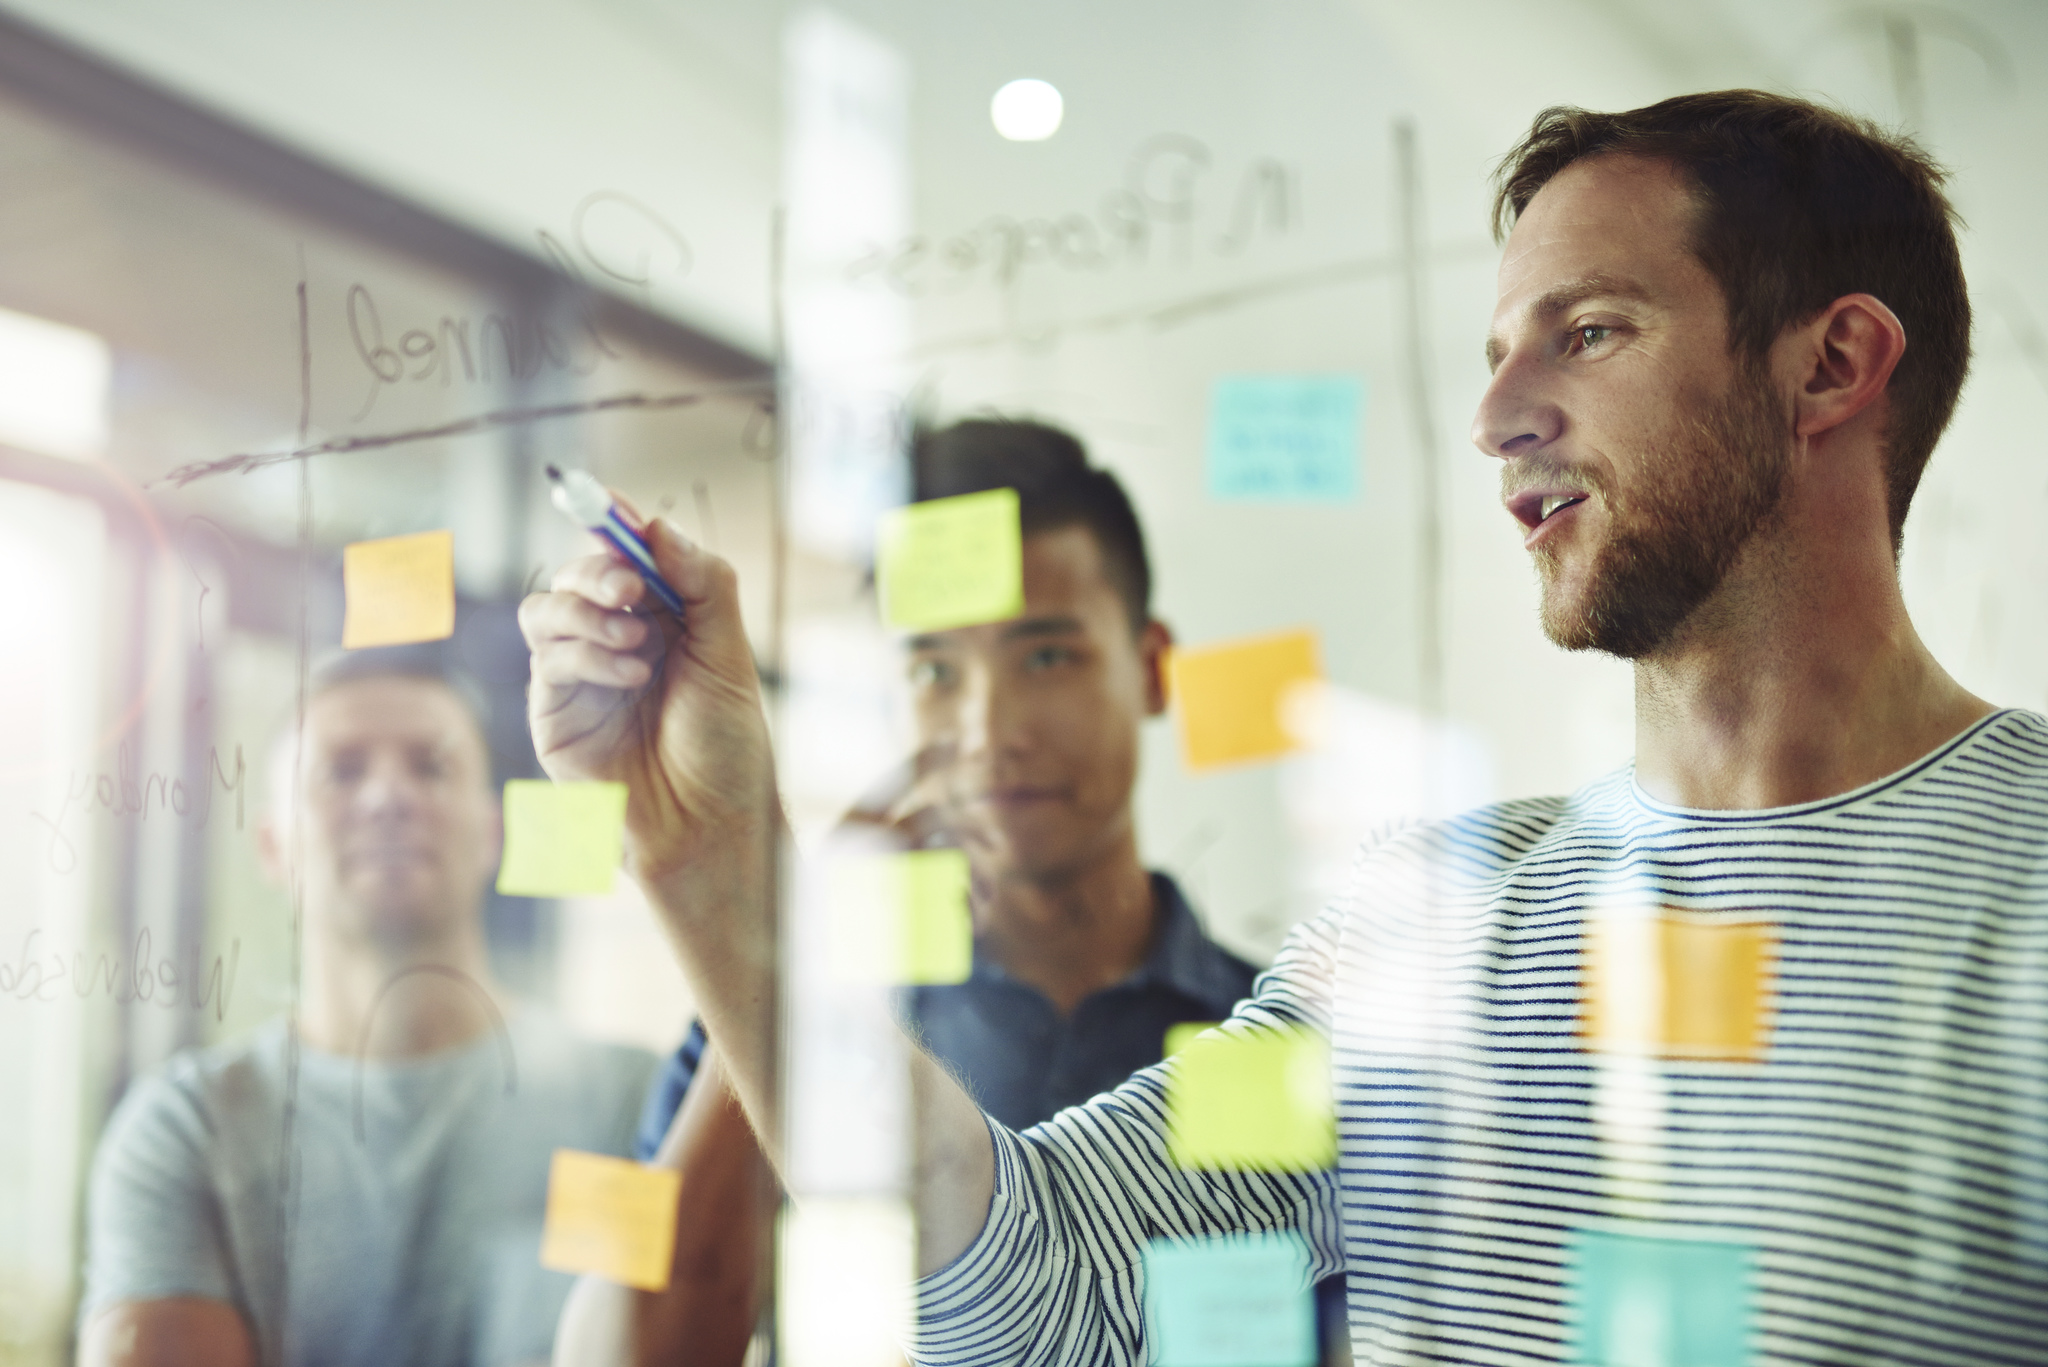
top-left (913, 708), bottom-right (2048, 1366)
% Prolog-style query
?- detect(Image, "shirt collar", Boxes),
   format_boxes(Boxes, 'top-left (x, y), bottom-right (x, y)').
top-left (964, 871), bottom-right (1250, 1018)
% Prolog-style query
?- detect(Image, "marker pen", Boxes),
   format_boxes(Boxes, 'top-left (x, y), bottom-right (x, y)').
top-left (545, 464), bottom-right (686, 615)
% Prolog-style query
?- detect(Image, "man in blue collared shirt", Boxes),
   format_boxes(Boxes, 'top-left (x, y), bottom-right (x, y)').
top-left (633, 418), bottom-right (1257, 1147)
top-left (551, 418), bottom-right (1296, 1364)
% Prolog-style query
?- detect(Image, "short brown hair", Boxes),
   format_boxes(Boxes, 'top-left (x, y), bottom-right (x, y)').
top-left (1493, 90), bottom-right (1971, 549)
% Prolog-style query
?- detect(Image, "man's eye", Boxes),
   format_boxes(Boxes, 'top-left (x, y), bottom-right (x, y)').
top-left (1574, 324), bottom-right (1614, 351)
top-left (909, 659), bottom-right (954, 688)
top-left (1023, 645), bottom-right (1074, 671)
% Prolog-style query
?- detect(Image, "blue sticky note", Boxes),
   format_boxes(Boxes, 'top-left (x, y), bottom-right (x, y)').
top-left (1143, 1233), bottom-right (1315, 1367)
top-left (1207, 375), bottom-right (1363, 502)
top-left (1568, 1228), bottom-right (1755, 1367)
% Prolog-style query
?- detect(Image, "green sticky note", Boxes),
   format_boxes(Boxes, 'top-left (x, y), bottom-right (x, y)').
top-left (1568, 1228), bottom-right (1754, 1367)
top-left (826, 849), bottom-right (973, 984)
top-left (1143, 1233), bottom-right (1316, 1367)
top-left (1164, 1024), bottom-right (1334, 1171)
top-left (876, 489), bottom-right (1024, 632)
top-left (496, 780), bottom-right (629, 897)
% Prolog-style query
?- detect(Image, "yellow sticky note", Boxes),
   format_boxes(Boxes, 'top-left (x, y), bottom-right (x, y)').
top-left (341, 530), bottom-right (455, 648)
top-left (826, 848), bottom-right (973, 985)
top-left (1167, 629), bottom-right (1322, 771)
top-left (876, 489), bottom-right (1024, 632)
top-left (539, 1149), bottom-right (681, 1291)
top-left (1164, 1024), bottom-right (1334, 1171)
top-left (496, 780), bottom-right (629, 897)
top-left (1581, 914), bottom-right (1774, 1062)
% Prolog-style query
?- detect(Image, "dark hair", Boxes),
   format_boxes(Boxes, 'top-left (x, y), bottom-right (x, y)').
top-left (1492, 90), bottom-right (1971, 549)
top-left (911, 418), bottom-right (1154, 630)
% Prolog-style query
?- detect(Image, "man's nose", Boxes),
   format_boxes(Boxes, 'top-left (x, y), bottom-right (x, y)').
top-left (1470, 346), bottom-right (1564, 461)
top-left (354, 756), bottom-right (422, 815)
top-left (955, 663), bottom-right (1027, 763)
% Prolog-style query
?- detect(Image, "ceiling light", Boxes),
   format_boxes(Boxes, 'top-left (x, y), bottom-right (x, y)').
top-left (990, 79), bottom-right (1063, 142)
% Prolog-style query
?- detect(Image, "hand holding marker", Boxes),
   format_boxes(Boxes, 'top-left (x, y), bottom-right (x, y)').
top-left (545, 465), bottom-right (686, 616)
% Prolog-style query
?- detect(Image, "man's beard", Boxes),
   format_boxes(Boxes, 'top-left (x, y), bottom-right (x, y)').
top-left (1532, 362), bottom-right (1791, 660)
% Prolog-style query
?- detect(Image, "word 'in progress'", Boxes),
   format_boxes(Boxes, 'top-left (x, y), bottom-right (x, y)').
top-left (849, 135), bottom-right (1299, 296)
top-left (497, 780), bottom-right (629, 898)
top-left (1168, 629), bottom-right (1323, 771)
top-left (342, 530), bottom-right (456, 649)
top-left (1581, 914), bottom-right (1775, 1062)
top-left (1208, 375), bottom-right (1363, 503)
top-left (31, 743), bottom-right (246, 875)
top-left (1569, 1227), bottom-right (1754, 1367)
top-left (825, 848), bottom-right (973, 986)
top-left (1164, 1023), bottom-right (1334, 1171)
top-left (540, 1148), bottom-right (682, 1291)
top-left (1, 928), bottom-right (240, 1021)
top-left (1143, 1232), bottom-right (1316, 1367)
top-left (876, 488), bottom-right (1024, 633)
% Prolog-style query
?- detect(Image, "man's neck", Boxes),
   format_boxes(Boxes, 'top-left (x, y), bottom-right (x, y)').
top-left (299, 914), bottom-right (504, 1058)
top-left (1632, 496), bottom-right (1990, 811)
top-left (976, 831), bottom-right (1157, 1016)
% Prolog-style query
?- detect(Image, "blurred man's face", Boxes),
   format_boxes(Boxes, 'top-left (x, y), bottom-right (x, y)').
top-left (905, 526), bottom-right (1167, 885)
top-left (262, 678), bottom-right (499, 954)
top-left (1476, 154), bottom-right (1793, 658)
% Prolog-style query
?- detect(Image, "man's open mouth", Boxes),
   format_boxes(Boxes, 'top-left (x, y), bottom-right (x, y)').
top-left (1507, 489), bottom-right (1592, 530)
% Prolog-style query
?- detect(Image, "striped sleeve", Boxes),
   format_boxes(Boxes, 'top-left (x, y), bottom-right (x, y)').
top-left (910, 908), bottom-right (1347, 1366)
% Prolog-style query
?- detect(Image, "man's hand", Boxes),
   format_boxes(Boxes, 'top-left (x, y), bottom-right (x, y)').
top-left (519, 516), bottom-right (783, 1141)
top-left (517, 519), bottom-right (774, 888)
top-left (519, 515), bottom-right (995, 1274)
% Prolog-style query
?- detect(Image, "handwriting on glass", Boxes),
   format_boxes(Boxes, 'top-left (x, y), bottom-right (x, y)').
top-left (0, 928), bottom-right (241, 1020)
top-left (30, 742), bottom-right (246, 875)
top-left (347, 192), bottom-right (694, 417)
top-left (849, 134), bottom-right (1299, 295)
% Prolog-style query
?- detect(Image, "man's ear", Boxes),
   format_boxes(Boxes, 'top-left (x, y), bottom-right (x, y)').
top-left (1790, 292), bottom-right (1907, 441)
top-left (1139, 619), bottom-right (1174, 717)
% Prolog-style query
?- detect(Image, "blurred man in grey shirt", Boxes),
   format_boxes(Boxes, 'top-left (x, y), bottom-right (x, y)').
top-left (79, 652), bottom-right (656, 1367)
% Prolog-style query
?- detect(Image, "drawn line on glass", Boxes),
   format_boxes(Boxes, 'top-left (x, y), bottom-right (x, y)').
top-left (350, 963), bottom-right (518, 1144)
top-left (154, 378), bottom-right (777, 488)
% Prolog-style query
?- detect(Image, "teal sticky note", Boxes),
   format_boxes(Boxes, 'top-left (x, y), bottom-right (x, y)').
top-left (1568, 1228), bottom-right (1754, 1367)
top-left (1143, 1233), bottom-right (1316, 1367)
top-left (1207, 375), bottom-right (1362, 502)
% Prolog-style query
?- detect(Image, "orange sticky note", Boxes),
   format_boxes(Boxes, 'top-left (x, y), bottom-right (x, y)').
top-left (1167, 629), bottom-right (1322, 771)
top-left (540, 1149), bottom-right (681, 1291)
top-left (341, 530), bottom-right (455, 648)
top-left (1164, 1023), bottom-right (1335, 1171)
top-left (1581, 914), bottom-right (1774, 1061)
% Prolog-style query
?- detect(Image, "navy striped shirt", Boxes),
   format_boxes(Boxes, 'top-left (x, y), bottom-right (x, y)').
top-left (913, 709), bottom-right (2048, 1365)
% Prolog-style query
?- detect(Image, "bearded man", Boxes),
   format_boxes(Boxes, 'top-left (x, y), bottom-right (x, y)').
top-left (518, 90), bottom-right (2046, 1363)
